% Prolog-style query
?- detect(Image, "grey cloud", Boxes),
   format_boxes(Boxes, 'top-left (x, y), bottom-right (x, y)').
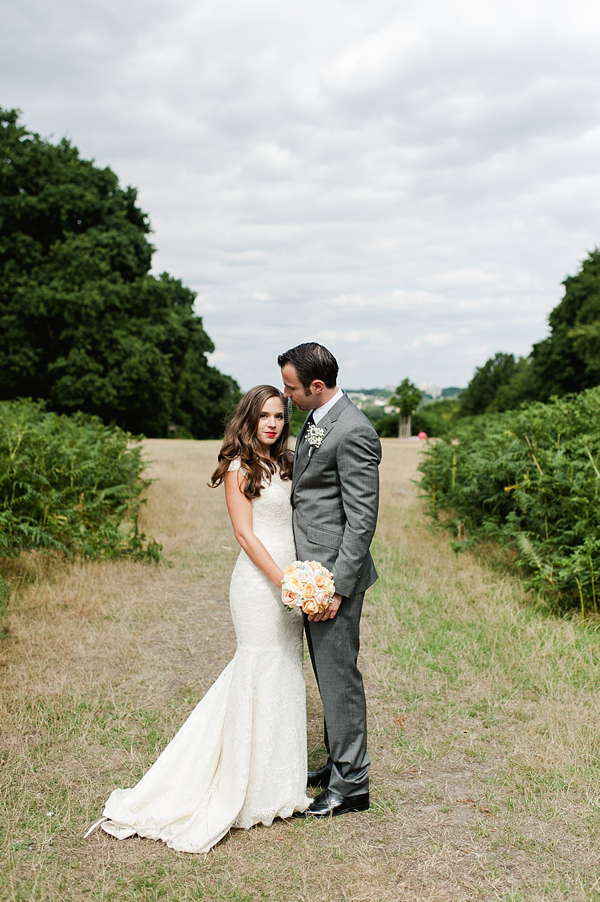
top-left (3, 0), bottom-right (599, 392)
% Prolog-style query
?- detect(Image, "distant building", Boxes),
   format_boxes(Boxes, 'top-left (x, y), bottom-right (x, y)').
top-left (346, 392), bottom-right (368, 409)
top-left (346, 385), bottom-right (463, 409)
top-left (418, 382), bottom-right (442, 399)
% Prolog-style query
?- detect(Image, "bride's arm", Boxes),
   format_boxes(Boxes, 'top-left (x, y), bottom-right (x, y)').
top-left (224, 470), bottom-right (284, 589)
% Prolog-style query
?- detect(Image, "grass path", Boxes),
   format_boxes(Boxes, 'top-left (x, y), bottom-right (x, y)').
top-left (1, 438), bottom-right (599, 901)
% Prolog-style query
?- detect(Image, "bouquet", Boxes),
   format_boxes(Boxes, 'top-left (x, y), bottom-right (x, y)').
top-left (281, 560), bottom-right (335, 615)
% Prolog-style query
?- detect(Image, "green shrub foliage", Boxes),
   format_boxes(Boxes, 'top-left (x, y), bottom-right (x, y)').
top-left (376, 399), bottom-right (460, 438)
top-left (0, 400), bottom-right (160, 561)
top-left (418, 387), bottom-right (600, 613)
top-left (0, 574), bottom-right (8, 621)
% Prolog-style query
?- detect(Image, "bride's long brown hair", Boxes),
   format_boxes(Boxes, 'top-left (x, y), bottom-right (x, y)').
top-left (209, 385), bottom-right (293, 499)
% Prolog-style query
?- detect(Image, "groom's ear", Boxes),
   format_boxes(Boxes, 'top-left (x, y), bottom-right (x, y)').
top-left (311, 379), bottom-right (326, 396)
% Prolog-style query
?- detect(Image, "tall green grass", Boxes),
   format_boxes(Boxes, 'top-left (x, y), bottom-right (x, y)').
top-left (418, 386), bottom-right (600, 613)
top-left (0, 400), bottom-right (160, 564)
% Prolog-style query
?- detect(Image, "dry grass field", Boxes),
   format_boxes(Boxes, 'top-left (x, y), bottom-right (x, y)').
top-left (1, 438), bottom-right (600, 901)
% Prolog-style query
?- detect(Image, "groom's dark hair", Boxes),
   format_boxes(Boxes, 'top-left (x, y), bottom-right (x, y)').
top-left (278, 342), bottom-right (338, 391)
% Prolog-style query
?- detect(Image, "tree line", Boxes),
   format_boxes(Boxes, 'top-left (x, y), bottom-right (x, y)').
top-left (409, 247), bottom-right (600, 614)
top-left (3, 107), bottom-right (598, 439)
top-left (0, 108), bottom-right (240, 438)
top-left (377, 247), bottom-right (600, 437)
top-left (456, 249), bottom-right (600, 417)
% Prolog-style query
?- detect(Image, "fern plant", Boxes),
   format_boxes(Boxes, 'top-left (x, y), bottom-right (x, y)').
top-left (0, 575), bottom-right (9, 621)
top-left (418, 386), bottom-right (600, 613)
top-left (0, 400), bottom-right (161, 562)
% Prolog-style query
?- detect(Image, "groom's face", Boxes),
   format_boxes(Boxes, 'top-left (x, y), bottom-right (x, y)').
top-left (281, 363), bottom-right (315, 411)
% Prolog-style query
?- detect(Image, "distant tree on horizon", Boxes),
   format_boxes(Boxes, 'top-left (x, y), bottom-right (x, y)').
top-left (440, 386), bottom-right (464, 398)
top-left (388, 378), bottom-right (423, 438)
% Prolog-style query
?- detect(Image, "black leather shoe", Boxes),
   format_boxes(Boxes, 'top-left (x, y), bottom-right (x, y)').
top-left (298, 788), bottom-right (370, 818)
top-left (306, 765), bottom-right (331, 789)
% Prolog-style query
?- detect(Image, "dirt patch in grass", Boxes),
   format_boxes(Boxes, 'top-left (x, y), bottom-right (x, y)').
top-left (1, 438), bottom-right (599, 901)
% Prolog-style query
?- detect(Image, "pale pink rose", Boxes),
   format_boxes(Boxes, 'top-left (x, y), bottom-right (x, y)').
top-left (314, 574), bottom-right (326, 589)
top-left (282, 590), bottom-right (299, 606)
top-left (315, 591), bottom-right (329, 609)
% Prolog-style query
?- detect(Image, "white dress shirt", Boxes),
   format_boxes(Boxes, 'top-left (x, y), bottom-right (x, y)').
top-left (312, 388), bottom-right (344, 425)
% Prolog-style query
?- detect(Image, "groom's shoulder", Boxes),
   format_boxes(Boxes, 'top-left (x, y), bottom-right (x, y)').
top-left (337, 396), bottom-right (379, 436)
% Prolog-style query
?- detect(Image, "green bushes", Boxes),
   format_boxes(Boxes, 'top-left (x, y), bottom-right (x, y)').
top-left (376, 399), bottom-right (461, 438)
top-left (418, 387), bottom-right (600, 613)
top-left (0, 574), bottom-right (8, 621)
top-left (0, 400), bottom-right (160, 562)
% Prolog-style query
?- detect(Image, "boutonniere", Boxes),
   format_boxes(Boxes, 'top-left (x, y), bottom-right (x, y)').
top-left (306, 423), bottom-right (326, 456)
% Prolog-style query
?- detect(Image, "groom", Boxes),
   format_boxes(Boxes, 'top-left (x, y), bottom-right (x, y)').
top-left (278, 342), bottom-right (381, 817)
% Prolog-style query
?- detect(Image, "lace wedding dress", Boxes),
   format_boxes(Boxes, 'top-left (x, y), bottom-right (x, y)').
top-left (89, 461), bottom-right (309, 853)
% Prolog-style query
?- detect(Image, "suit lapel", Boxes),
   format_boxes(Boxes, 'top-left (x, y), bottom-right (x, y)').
top-left (292, 394), bottom-right (351, 491)
top-left (292, 416), bottom-right (314, 487)
top-left (296, 411), bottom-right (313, 445)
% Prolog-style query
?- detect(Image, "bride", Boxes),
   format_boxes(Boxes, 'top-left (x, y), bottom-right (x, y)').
top-left (85, 385), bottom-right (309, 852)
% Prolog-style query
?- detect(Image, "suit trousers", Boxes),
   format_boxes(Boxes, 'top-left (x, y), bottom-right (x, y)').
top-left (304, 591), bottom-right (369, 797)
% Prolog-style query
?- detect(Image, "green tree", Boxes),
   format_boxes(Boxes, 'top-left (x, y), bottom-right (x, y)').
top-left (376, 397), bottom-right (461, 439)
top-left (0, 108), bottom-right (239, 437)
top-left (418, 396), bottom-right (461, 435)
top-left (570, 321), bottom-right (600, 381)
top-left (389, 378), bottom-right (423, 438)
top-left (488, 356), bottom-right (538, 412)
top-left (530, 248), bottom-right (600, 399)
top-left (458, 352), bottom-right (524, 417)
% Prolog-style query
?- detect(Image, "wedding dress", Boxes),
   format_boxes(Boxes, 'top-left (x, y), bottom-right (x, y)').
top-left (89, 461), bottom-right (309, 853)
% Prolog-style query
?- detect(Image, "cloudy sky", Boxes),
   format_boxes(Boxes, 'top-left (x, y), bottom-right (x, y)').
top-left (4, 0), bottom-right (600, 391)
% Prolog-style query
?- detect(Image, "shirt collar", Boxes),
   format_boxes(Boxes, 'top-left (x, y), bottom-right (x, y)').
top-left (312, 388), bottom-right (343, 425)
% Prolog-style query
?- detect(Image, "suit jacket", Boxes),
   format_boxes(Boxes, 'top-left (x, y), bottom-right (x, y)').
top-left (291, 394), bottom-right (382, 599)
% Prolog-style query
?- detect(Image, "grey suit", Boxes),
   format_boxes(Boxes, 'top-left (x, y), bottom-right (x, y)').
top-left (291, 393), bottom-right (381, 796)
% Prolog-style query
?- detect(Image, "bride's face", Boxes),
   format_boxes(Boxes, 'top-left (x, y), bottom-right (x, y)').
top-left (255, 396), bottom-right (285, 454)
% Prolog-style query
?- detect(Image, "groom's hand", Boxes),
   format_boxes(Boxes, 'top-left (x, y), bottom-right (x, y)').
top-left (308, 592), bottom-right (343, 621)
